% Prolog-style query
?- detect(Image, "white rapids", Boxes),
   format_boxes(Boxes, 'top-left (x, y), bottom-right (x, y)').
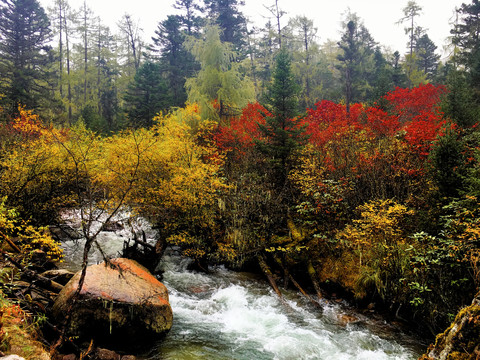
top-left (148, 252), bottom-right (422, 360)
top-left (57, 212), bottom-right (423, 360)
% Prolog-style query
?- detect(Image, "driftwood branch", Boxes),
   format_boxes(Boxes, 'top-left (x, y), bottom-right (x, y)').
top-left (274, 255), bottom-right (322, 309)
top-left (258, 254), bottom-right (283, 299)
top-left (2, 252), bottom-right (64, 293)
top-left (307, 260), bottom-right (324, 300)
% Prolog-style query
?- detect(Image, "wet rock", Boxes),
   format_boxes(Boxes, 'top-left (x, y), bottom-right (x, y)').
top-left (0, 356), bottom-right (25, 360)
top-left (337, 313), bottom-right (360, 326)
top-left (95, 348), bottom-right (120, 360)
top-left (102, 221), bottom-right (124, 232)
top-left (61, 354), bottom-right (77, 360)
top-left (40, 269), bottom-right (75, 285)
top-left (120, 356), bottom-right (136, 360)
top-left (52, 258), bottom-right (172, 350)
top-left (421, 293), bottom-right (480, 359)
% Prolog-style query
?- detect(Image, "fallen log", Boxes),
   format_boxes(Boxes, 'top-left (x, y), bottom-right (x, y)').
top-left (307, 260), bottom-right (324, 299)
top-left (274, 255), bottom-right (322, 309)
top-left (257, 254), bottom-right (283, 299)
top-left (2, 252), bottom-right (64, 293)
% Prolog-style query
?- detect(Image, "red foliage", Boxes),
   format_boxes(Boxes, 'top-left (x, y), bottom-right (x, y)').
top-left (215, 102), bottom-right (270, 154)
top-left (304, 100), bottom-right (364, 148)
top-left (364, 107), bottom-right (400, 137)
top-left (384, 84), bottom-right (447, 122)
top-left (384, 85), bottom-right (447, 156)
top-left (304, 85), bottom-right (448, 158)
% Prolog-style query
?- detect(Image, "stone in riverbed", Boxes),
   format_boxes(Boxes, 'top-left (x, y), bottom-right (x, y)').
top-left (40, 269), bottom-right (75, 285)
top-left (52, 258), bottom-right (172, 349)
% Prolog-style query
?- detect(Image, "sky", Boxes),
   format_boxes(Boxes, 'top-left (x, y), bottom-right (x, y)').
top-left (40, 0), bottom-right (465, 60)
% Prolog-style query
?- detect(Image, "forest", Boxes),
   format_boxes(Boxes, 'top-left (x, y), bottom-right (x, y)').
top-left (1, 0), bottom-right (480, 358)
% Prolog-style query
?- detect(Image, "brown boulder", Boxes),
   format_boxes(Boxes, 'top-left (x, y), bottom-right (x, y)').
top-left (40, 269), bottom-right (75, 285)
top-left (52, 258), bottom-right (172, 349)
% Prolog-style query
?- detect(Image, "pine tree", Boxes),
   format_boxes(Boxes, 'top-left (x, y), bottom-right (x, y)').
top-left (203, 0), bottom-right (248, 57)
top-left (256, 48), bottom-right (307, 186)
top-left (415, 33), bottom-right (440, 81)
top-left (397, 0), bottom-right (423, 56)
top-left (151, 15), bottom-right (196, 108)
top-left (173, 0), bottom-right (202, 35)
top-left (124, 61), bottom-right (169, 128)
top-left (0, 0), bottom-right (54, 115)
top-left (337, 20), bottom-right (358, 114)
top-left (451, 1), bottom-right (480, 100)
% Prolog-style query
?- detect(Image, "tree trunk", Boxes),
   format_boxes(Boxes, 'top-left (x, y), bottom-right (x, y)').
top-left (258, 254), bottom-right (283, 299)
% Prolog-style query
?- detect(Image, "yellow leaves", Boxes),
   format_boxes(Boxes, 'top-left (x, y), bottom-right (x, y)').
top-left (336, 199), bottom-right (413, 263)
top-left (289, 144), bottom-right (326, 198)
top-left (167, 233), bottom-right (206, 260)
top-left (0, 104), bottom-right (226, 264)
top-left (216, 242), bottom-right (237, 263)
top-left (124, 109), bottom-right (226, 219)
top-left (0, 199), bottom-right (63, 263)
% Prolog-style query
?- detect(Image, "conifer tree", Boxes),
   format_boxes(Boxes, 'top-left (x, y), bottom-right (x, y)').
top-left (124, 61), bottom-right (169, 128)
top-left (203, 0), bottom-right (248, 57)
top-left (185, 25), bottom-right (254, 122)
top-left (0, 0), bottom-right (54, 115)
top-left (151, 15), bottom-right (195, 108)
top-left (336, 14), bottom-right (376, 111)
top-left (256, 48), bottom-right (307, 186)
top-left (415, 33), bottom-right (440, 81)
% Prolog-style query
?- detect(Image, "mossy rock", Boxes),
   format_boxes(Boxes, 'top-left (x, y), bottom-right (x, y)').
top-left (422, 295), bottom-right (480, 360)
top-left (52, 258), bottom-right (172, 350)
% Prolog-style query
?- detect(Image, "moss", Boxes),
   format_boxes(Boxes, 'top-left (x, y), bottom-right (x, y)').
top-left (0, 290), bottom-right (50, 360)
top-left (422, 296), bottom-right (480, 360)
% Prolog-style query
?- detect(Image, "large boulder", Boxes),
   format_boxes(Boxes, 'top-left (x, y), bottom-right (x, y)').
top-left (52, 258), bottom-right (172, 349)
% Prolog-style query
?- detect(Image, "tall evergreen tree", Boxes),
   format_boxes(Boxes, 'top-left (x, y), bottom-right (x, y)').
top-left (451, 1), bottom-right (480, 99)
top-left (391, 50), bottom-right (408, 88)
top-left (124, 61), bottom-right (169, 128)
top-left (451, 0), bottom-right (480, 69)
top-left (256, 48), bottom-right (306, 187)
top-left (173, 0), bottom-right (202, 35)
top-left (0, 0), bottom-right (54, 115)
top-left (151, 15), bottom-right (196, 108)
top-left (415, 33), bottom-right (440, 81)
top-left (370, 47), bottom-right (395, 104)
top-left (397, 0), bottom-right (423, 56)
top-left (443, 68), bottom-right (479, 128)
top-left (336, 16), bottom-right (376, 112)
top-left (203, 0), bottom-right (247, 56)
top-left (337, 21), bottom-right (358, 114)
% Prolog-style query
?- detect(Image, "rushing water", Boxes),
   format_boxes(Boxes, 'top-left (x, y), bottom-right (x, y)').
top-left (58, 213), bottom-right (423, 360)
top-left (146, 251), bottom-right (422, 360)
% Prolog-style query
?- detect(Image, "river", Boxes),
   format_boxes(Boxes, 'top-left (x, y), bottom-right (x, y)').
top-left (58, 213), bottom-right (424, 360)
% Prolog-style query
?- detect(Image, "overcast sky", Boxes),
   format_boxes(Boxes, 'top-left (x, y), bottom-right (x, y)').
top-left (40, 0), bottom-right (465, 59)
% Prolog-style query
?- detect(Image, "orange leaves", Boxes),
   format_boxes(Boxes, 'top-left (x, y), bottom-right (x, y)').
top-left (11, 105), bottom-right (44, 138)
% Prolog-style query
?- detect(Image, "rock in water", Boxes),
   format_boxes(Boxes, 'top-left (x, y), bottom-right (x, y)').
top-left (52, 258), bottom-right (173, 349)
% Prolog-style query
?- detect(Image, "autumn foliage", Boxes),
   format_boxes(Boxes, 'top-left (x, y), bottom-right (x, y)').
top-left (1, 83), bottom-right (477, 337)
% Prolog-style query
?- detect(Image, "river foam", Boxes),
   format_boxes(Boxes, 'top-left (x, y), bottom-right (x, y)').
top-left (152, 252), bottom-right (419, 360)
